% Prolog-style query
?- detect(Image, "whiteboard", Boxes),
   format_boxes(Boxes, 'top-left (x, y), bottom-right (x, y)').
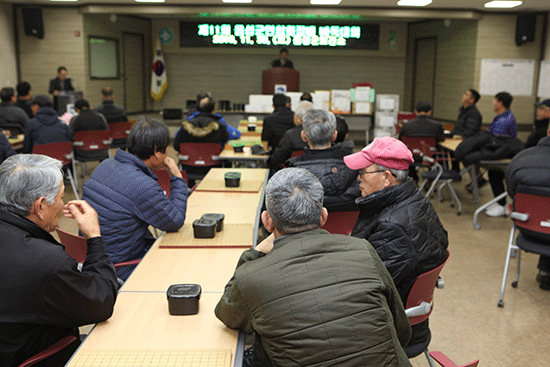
top-left (538, 60), bottom-right (550, 98)
top-left (479, 59), bottom-right (535, 96)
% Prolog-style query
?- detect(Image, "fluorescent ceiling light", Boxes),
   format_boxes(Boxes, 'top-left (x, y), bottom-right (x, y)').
top-left (484, 1), bottom-right (522, 8)
top-left (135, 0), bottom-right (165, 2)
top-left (50, 0), bottom-right (78, 2)
top-left (397, 0), bottom-right (432, 6)
top-left (310, 0), bottom-right (342, 4)
top-left (222, 0), bottom-right (253, 3)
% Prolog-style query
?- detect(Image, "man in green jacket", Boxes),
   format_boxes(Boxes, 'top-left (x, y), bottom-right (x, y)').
top-left (215, 168), bottom-right (412, 367)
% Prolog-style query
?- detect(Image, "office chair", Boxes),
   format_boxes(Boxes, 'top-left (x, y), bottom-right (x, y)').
top-left (32, 141), bottom-right (79, 199)
top-left (108, 121), bottom-right (132, 149)
top-left (429, 351), bottom-right (479, 367)
top-left (322, 211), bottom-right (359, 235)
top-left (18, 335), bottom-right (78, 367)
top-left (72, 130), bottom-right (112, 177)
top-left (153, 169), bottom-right (192, 197)
top-left (404, 250), bottom-right (451, 367)
top-left (178, 142), bottom-right (222, 185)
top-left (290, 150), bottom-right (305, 158)
top-left (497, 185), bottom-right (550, 307)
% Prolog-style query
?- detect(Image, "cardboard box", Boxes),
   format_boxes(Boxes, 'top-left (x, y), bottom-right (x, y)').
top-left (330, 89), bottom-right (351, 114)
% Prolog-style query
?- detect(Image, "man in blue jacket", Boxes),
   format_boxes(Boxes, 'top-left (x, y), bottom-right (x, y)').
top-left (82, 118), bottom-right (188, 280)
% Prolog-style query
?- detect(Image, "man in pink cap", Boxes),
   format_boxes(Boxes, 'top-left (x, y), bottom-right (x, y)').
top-left (344, 136), bottom-right (448, 349)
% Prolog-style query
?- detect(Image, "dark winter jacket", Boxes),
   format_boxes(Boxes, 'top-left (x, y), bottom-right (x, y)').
top-left (525, 118), bottom-right (549, 148)
top-left (173, 112), bottom-right (230, 151)
top-left (454, 131), bottom-right (524, 166)
top-left (215, 229), bottom-right (412, 367)
top-left (23, 107), bottom-right (71, 153)
top-left (82, 149), bottom-right (188, 280)
top-left (261, 106), bottom-right (295, 149)
top-left (0, 211), bottom-right (118, 367)
top-left (399, 115), bottom-right (445, 142)
top-left (93, 100), bottom-right (128, 123)
top-left (451, 104), bottom-right (482, 138)
top-left (268, 124), bottom-right (308, 165)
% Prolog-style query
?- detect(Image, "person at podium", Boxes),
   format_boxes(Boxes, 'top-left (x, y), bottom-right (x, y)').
top-left (271, 48), bottom-right (294, 69)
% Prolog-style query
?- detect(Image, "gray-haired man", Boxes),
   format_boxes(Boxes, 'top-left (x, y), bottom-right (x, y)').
top-left (286, 109), bottom-right (359, 211)
top-left (215, 168), bottom-right (412, 367)
top-left (0, 154), bottom-right (118, 367)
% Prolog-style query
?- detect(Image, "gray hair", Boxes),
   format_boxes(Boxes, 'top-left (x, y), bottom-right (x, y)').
top-left (302, 109), bottom-right (336, 148)
top-left (294, 101), bottom-right (314, 121)
top-left (374, 164), bottom-right (409, 183)
top-left (265, 168), bottom-right (324, 235)
top-left (0, 154), bottom-right (63, 216)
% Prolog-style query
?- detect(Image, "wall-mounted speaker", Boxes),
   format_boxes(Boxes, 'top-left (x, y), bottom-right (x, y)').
top-left (22, 7), bottom-right (44, 39)
top-left (516, 13), bottom-right (536, 46)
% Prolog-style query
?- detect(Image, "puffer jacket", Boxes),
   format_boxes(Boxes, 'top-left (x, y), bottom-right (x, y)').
top-left (23, 107), bottom-right (71, 153)
top-left (82, 149), bottom-right (188, 280)
top-left (215, 229), bottom-right (412, 367)
top-left (454, 131), bottom-right (524, 166)
top-left (173, 112), bottom-right (230, 151)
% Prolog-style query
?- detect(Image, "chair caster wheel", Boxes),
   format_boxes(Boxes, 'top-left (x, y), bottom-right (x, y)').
top-left (439, 198), bottom-right (444, 202)
top-left (474, 224), bottom-right (481, 230)
top-left (511, 281), bottom-right (518, 288)
top-left (457, 212), bottom-right (461, 216)
top-left (497, 301), bottom-right (504, 308)
top-left (450, 203), bottom-right (454, 207)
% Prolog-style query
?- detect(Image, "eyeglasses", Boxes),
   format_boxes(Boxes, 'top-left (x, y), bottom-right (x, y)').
top-left (358, 170), bottom-right (397, 178)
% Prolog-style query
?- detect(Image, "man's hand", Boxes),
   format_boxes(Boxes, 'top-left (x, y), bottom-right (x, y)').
top-left (163, 157), bottom-right (183, 179)
top-left (53, 90), bottom-right (59, 96)
top-left (63, 200), bottom-right (101, 239)
top-left (255, 233), bottom-right (275, 254)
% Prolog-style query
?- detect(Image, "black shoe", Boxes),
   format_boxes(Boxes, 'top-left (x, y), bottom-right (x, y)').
top-left (538, 272), bottom-right (550, 290)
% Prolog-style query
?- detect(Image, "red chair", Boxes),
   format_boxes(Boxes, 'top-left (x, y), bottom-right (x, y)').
top-left (322, 211), bottom-right (359, 235)
top-left (108, 121), bottom-right (132, 149)
top-left (404, 250), bottom-right (451, 366)
top-left (153, 169), bottom-right (190, 197)
top-left (32, 141), bottom-right (79, 200)
top-left (55, 228), bottom-right (140, 270)
top-left (290, 150), bottom-right (305, 158)
top-left (178, 142), bottom-right (223, 183)
top-left (72, 130), bottom-right (112, 176)
top-left (497, 186), bottom-right (550, 307)
top-left (18, 335), bottom-right (78, 367)
top-left (429, 351), bottom-right (479, 367)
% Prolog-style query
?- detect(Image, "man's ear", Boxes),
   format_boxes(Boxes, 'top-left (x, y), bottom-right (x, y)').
top-left (261, 210), bottom-right (275, 233)
top-left (332, 130), bottom-right (338, 142)
top-left (319, 207), bottom-right (329, 228)
top-left (32, 196), bottom-right (47, 220)
top-left (301, 130), bottom-right (308, 143)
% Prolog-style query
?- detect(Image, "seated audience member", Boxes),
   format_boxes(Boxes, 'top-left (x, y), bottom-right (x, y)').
top-left (93, 87), bottom-right (128, 123)
top-left (287, 109), bottom-right (359, 212)
top-left (270, 47), bottom-right (294, 69)
top-left (69, 99), bottom-right (110, 161)
top-left (300, 92), bottom-right (313, 102)
top-left (0, 87), bottom-right (29, 135)
top-left (334, 115), bottom-right (354, 149)
top-left (23, 95), bottom-right (70, 153)
top-left (399, 100), bottom-right (445, 181)
top-left (451, 89), bottom-right (482, 138)
top-left (267, 100), bottom-right (312, 165)
top-left (261, 94), bottom-right (295, 151)
top-left (82, 118), bottom-right (188, 281)
top-left (505, 132), bottom-right (550, 290)
top-left (186, 92), bottom-right (240, 140)
top-left (344, 137), bottom-right (448, 346)
top-left (15, 81), bottom-right (34, 118)
top-left (216, 168), bottom-right (412, 367)
top-left (0, 154), bottom-right (118, 367)
top-left (485, 91), bottom-right (521, 217)
top-left (525, 99), bottom-right (550, 148)
top-left (0, 134), bottom-right (15, 164)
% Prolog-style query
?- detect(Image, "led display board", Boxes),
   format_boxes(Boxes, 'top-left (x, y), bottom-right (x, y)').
top-left (180, 21), bottom-right (379, 50)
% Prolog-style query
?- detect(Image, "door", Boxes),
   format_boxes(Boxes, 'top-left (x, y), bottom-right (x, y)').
top-left (412, 37), bottom-right (437, 112)
top-left (122, 33), bottom-right (145, 114)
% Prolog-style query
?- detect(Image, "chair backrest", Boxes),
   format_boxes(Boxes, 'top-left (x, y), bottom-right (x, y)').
top-left (18, 335), bottom-right (78, 367)
top-left (178, 142), bottom-right (222, 167)
top-left (322, 211), bottom-right (360, 235)
top-left (512, 186), bottom-right (550, 242)
top-left (73, 130), bottom-right (112, 151)
top-left (55, 228), bottom-right (87, 263)
top-left (108, 121), bottom-right (132, 140)
top-left (400, 136), bottom-right (437, 157)
top-left (153, 169), bottom-right (189, 197)
top-left (406, 249), bottom-right (451, 325)
top-left (32, 141), bottom-right (73, 166)
top-left (290, 150), bottom-right (305, 158)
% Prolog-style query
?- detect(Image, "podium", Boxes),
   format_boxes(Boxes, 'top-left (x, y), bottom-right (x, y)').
top-left (262, 67), bottom-right (300, 94)
top-left (55, 91), bottom-right (83, 115)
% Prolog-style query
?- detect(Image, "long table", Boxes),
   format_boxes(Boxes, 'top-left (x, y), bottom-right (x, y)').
top-left (66, 168), bottom-right (268, 367)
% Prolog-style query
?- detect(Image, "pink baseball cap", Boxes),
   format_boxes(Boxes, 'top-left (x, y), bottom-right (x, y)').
top-left (344, 137), bottom-right (414, 171)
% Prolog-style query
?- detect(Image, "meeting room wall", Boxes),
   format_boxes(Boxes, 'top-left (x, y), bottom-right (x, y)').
top-left (16, 7), bottom-right (86, 101)
top-left (473, 14), bottom-right (545, 126)
top-left (151, 19), bottom-right (408, 111)
top-left (0, 4), bottom-right (18, 88)
top-left (83, 14), bottom-right (153, 111)
top-left (404, 19), bottom-right (478, 122)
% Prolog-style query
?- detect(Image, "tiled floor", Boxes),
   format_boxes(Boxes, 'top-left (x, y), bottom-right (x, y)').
top-left (57, 140), bottom-right (549, 367)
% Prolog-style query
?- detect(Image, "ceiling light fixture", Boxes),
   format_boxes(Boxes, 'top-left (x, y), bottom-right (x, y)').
top-left (484, 1), bottom-right (522, 8)
top-left (397, 0), bottom-right (432, 6)
top-left (49, 0), bottom-right (78, 2)
top-left (135, 0), bottom-right (165, 3)
top-left (310, 0), bottom-right (342, 4)
top-left (221, 0), bottom-right (253, 3)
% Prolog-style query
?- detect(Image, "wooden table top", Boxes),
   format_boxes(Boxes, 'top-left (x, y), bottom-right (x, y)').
top-left (8, 134), bottom-right (24, 148)
top-left (195, 168), bottom-right (267, 192)
top-left (438, 138), bottom-right (462, 151)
